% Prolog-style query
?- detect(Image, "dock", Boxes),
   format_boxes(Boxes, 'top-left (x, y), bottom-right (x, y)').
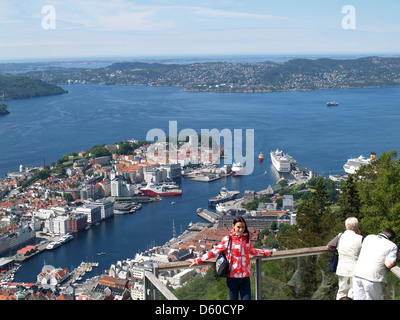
top-left (196, 208), bottom-right (221, 223)
top-left (190, 174), bottom-right (221, 182)
top-left (63, 261), bottom-right (98, 287)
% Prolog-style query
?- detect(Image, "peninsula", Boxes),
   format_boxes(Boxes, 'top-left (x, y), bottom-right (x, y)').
top-left (0, 104), bottom-right (9, 116)
top-left (0, 75), bottom-right (67, 100)
top-left (23, 56), bottom-right (400, 93)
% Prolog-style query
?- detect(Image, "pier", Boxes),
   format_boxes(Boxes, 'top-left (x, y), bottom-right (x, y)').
top-left (63, 261), bottom-right (98, 287)
top-left (196, 208), bottom-right (221, 223)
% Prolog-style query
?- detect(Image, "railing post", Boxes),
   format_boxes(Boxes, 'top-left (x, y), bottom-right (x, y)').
top-left (152, 263), bottom-right (159, 300)
top-left (254, 257), bottom-right (262, 300)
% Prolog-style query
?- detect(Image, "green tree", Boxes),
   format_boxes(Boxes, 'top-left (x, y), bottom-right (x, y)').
top-left (278, 177), bottom-right (337, 298)
top-left (356, 150), bottom-right (400, 243)
top-left (280, 177), bottom-right (335, 250)
top-left (337, 174), bottom-right (361, 221)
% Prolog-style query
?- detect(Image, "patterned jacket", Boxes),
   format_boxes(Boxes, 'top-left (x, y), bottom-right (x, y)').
top-left (192, 229), bottom-right (272, 278)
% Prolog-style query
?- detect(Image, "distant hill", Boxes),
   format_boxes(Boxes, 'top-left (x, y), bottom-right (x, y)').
top-left (0, 75), bottom-right (67, 100)
top-left (22, 56), bottom-right (400, 93)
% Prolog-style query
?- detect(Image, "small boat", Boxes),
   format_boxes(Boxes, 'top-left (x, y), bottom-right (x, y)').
top-left (258, 152), bottom-right (264, 162)
top-left (46, 242), bottom-right (61, 250)
top-left (96, 252), bottom-right (106, 256)
top-left (59, 234), bottom-right (73, 243)
top-left (327, 101), bottom-right (339, 107)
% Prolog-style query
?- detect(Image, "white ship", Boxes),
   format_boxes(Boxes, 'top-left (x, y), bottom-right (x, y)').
top-left (343, 153), bottom-right (376, 174)
top-left (270, 150), bottom-right (291, 173)
top-left (231, 162), bottom-right (246, 176)
top-left (140, 183), bottom-right (182, 196)
top-left (59, 234), bottom-right (73, 244)
top-left (46, 241), bottom-right (61, 250)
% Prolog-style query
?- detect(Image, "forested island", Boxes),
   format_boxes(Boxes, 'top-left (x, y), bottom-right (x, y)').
top-left (0, 104), bottom-right (9, 116)
top-left (22, 56), bottom-right (400, 93)
top-left (0, 75), bottom-right (67, 100)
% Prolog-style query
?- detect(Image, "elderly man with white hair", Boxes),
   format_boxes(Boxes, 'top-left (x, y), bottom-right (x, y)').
top-left (327, 217), bottom-right (363, 300)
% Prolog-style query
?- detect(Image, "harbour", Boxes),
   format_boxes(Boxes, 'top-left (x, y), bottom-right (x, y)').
top-left (1, 84), bottom-right (400, 285)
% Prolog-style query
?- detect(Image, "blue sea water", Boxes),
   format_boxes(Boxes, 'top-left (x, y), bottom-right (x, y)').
top-left (1, 84), bottom-right (400, 282)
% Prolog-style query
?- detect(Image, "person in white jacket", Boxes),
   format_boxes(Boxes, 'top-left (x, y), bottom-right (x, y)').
top-left (327, 217), bottom-right (363, 300)
top-left (352, 228), bottom-right (398, 300)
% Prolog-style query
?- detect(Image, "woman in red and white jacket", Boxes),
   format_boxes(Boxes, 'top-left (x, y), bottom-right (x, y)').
top-left (189, 216), bottom-right (273, 300)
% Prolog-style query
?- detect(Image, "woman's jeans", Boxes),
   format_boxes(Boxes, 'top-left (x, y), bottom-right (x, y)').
top-left (226, 277), bottom-right (251, 300)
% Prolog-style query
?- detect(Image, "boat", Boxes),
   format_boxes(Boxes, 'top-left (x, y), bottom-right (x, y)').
top-left (216, 203), bottom-right (227, 213)
top-left (343, 153), bottom-right (376, 174)
top-left (96, 252), bottom-right (106, 256)
top-left (140, 183), bottom-right (182, 196)
top-left (231, 162), bottom-right (246, 176)
top-left (46, 242), bottom-right (61, 250)
top-left (270, 150), bottom-right (291, 173)
top-left (158, 180), bottom-right (179, 189)
top-left (208, 187), bottom-right (240, 206)
top-left (327, 101), bottom-right (339, 106)
top-left (59, 234), bottom-right (73, 244)
top-left (258, 152), bottom-right (264, 162)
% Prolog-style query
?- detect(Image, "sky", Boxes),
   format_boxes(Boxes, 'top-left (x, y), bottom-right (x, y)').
top-left (1, 0), bottom-right (400, 61)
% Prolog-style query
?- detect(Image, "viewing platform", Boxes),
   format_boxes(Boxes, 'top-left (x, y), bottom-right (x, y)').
top-left (142, 246), bottom-right (400, 300)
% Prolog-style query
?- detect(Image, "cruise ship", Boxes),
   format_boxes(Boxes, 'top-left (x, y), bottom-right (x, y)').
top-left (343, 153), bottom-right (376, 174)
top-left (140, 183), bottom-right (182, 196)
top-left (270, 150), bottom-right (291, 173)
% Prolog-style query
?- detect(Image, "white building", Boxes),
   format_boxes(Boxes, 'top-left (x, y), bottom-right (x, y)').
top-left (37, 265), bottom-right (69, 286)
top-left (45, 216), bottom-right (69, 235)
top-left (131, 282), bottom-right (145, 300)
top-left (75, 205), bottom-right (102, 225)
top-left (90, 198), bottom-right (114, 220)
top-left (111, 178), bottom-right (135, 197)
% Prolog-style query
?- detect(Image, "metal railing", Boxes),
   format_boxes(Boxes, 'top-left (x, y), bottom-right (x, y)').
top-left (143, 246), bottom-right (400, 300)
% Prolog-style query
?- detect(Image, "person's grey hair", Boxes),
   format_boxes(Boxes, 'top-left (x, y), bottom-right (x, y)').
top-left (345, 217), bottom-right (359, 231)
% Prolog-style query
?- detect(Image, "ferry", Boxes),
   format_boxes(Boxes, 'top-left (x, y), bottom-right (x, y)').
top-left (343, 153), bottom-right (376, 174)
top-left (46, 242), bottom-right (61, 250)
top-left (208, 187), bottom-right (240, 206)
top-left (258, 152), bottom-right (264, 162)
top-left (140, 183), bottom-right (182, 196)
top-left (270, 150), bottom-right (291, 173)
top-left (327, 101), bottom-right (339, 106)
top-left (231, 162), bottom-right (246, 176)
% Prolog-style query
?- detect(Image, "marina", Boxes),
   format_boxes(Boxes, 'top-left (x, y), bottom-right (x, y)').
top-left (63, 261), bottom-right (98, 287)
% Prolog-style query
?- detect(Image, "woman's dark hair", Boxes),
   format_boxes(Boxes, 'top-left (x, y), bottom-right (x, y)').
top-left (232, 216), bottom-right (250, 242)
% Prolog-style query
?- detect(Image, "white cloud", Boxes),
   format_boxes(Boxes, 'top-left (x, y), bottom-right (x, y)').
top-left (184, 6), bottom-right (286, 20)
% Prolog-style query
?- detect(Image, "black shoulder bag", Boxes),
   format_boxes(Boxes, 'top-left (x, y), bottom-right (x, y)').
top-left (216, 236), bottom-right (232, 277)
top-left (328, 232), bottom-right (343, 273)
